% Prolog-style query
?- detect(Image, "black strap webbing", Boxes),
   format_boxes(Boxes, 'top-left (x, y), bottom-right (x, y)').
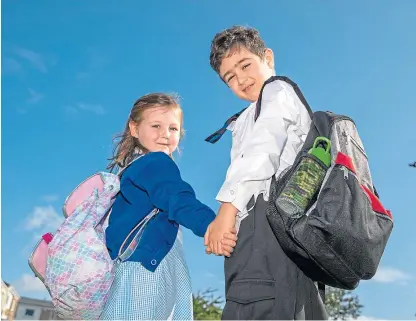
top-left (205, 76), bottom-right (313, 144)
top-left (255, 76), bottom-right (313, 121)
top-left (204, 107), bottom-right (247, 144)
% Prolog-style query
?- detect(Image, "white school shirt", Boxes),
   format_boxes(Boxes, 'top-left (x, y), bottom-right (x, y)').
top-left (216, 79), bottom-right (312, 228)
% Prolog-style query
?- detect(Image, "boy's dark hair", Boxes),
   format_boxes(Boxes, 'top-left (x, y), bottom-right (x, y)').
top-left (210, 25), bottom-right (267, 75)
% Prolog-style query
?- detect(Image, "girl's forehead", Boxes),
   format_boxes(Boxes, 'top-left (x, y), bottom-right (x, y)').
top-left (143, 106), bottom-right (182, 122)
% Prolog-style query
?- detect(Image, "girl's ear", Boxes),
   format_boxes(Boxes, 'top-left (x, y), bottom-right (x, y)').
top-left (129, 121), bottom-right (139, 139)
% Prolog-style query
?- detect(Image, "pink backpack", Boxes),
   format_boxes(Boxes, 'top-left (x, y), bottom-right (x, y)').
top-left (28, 157), bottom-right (157, 319)
top-left (28, 173), bottom-right (106, 284)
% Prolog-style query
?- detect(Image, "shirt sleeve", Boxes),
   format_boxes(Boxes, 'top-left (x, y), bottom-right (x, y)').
top-left (129, 152), bottom-right (216, 237)
top-left (216, 80), bottom-right (311, 213)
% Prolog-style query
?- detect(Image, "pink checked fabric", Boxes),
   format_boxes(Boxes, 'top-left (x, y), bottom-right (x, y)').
top-left (45, 172), bottom-right (120, 320)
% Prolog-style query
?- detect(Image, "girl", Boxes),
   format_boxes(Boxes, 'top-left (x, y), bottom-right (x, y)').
top-left (101, 93), bottom-right (236, 320)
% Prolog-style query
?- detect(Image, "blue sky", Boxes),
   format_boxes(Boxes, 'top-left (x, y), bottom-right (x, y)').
top-left (2, 0), bottom-right (416, 319)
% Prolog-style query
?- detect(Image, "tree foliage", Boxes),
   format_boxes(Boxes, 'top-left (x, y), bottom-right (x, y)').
top-left (325, 287), bottom-right (363, 320)
top-left (193, 288), bottom-right (223, 320)
top-left (193, 286), bottom-right (363, 320)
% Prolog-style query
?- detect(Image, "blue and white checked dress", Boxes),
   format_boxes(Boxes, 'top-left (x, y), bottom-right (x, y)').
top-left (100, 230), bottom-right (193, 320)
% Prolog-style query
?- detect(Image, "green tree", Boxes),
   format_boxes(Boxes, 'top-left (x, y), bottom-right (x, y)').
top-left (193, 288), bottom-right (223, 320)
top-left (193, 287), bottom-right (363, 320)
top-left (325, 287), bottom-right (363, 320)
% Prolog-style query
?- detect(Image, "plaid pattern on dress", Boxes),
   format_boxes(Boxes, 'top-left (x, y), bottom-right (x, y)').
top-left (100, 230), bottom-right (193, 320)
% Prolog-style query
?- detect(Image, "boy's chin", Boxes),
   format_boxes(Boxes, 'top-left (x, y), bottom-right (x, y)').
top-left (236, 86), bottom-right (262, 102)
top-left (240, 92), bottom-right (260, 103)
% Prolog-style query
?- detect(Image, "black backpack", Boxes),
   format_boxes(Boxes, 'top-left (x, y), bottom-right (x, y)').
top-left (257, 76), bottom-right (393, 290)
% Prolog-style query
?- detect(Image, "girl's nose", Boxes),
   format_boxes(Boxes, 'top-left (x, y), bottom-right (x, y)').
top-left (161, 128), bottom-right (169, 139)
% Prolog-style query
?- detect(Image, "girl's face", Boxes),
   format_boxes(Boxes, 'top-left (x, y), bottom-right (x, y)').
top-left (129, 106), bottom-right (181, 155)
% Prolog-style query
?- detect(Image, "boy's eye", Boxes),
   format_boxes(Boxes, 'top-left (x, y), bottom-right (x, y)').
top-left (242, 63), bottom-right (251, 70)
top-left (152, 124), bottom-right (160, 128)
top-left (227, 75), bottom-right (235, 83)
top-left (170, 127), bottom-right (179, 132)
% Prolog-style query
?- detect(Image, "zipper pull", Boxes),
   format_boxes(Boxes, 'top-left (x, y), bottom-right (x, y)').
top-left (342, 131), bottom-right (348, 145)
top-left (341, 166), bottom-right (349, 180)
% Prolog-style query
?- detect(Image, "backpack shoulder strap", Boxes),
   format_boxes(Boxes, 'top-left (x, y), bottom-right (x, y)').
top-left (205, 107), bottom-right (248, 144)
top-left (204, 76), bottom-right (313, 144)
top-left (117, 154), bottom-right (145, 177)
top-left (254, 76), bottom-right (313, 122)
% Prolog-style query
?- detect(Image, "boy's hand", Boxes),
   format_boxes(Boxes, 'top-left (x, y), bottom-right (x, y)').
top-left (204, 203), bottom-right (238, 257)
top-left (206, 228), bottom-right (238, 257)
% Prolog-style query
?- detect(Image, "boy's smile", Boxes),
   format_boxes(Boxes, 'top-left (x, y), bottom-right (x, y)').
top-left (219, 46), bottom-right (275, 103)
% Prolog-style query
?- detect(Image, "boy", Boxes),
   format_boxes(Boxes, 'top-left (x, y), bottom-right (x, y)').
top-left (204, 26), bottom-right (328, 320)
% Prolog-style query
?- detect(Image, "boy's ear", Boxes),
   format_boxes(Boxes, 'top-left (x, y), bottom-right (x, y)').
top-left (264, 48), bottom-right (275, 70)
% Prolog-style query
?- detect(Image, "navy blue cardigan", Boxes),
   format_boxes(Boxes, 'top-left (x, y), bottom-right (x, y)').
top-left (105, 152), bottom-right (216, 271)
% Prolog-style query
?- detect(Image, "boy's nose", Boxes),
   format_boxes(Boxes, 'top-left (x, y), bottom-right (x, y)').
top-left (237, 74), bottom-right (247, 86)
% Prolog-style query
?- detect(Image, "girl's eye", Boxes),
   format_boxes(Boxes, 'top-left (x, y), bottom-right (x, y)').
top-left (170, 127), bottom-right (179, 131)
top-left (242, 63), bottom-right (251, 70)
top-left (227, 75), bottom-right (235, 83)
top-left (152, 124), bottom-right (160, 128)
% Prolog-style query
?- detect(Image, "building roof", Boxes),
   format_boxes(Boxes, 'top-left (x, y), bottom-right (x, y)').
top-left (1, 280), bottom-right (20, 298)
top-left (19, 297), bottom-right (54, 308)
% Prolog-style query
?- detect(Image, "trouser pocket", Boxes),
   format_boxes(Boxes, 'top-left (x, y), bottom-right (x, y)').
top-left (222, 279), bottom-right (275, 320)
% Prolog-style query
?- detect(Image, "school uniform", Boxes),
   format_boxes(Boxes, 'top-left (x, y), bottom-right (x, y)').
top-left (206, 78), bottom-right (328, 320)
top-left (102, 152), bottom-right (216, 320)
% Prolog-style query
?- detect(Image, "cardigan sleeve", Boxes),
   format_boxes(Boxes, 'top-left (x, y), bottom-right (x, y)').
top-left (128, 152), bottom-right (216, 237)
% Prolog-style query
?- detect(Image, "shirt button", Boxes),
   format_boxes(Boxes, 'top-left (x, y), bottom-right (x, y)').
top-left (230, 190), bottom-right (235, 195)
top-left (151, 259), bottom-right (157, 265)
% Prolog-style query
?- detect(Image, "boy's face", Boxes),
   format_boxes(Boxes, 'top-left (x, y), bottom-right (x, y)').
top-left (219, 46), bottom-right (275, 102)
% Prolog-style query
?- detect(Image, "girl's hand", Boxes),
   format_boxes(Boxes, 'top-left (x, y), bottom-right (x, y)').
top-left (205, 227), bottom-right (238, 256)
top-left (204, 203), bottom-right (238, 257)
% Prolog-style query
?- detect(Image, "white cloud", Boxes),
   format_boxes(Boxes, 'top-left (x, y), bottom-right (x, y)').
top-left (75, 47), bottom-right (109, 81)
top-left (64, 102), bottom-right (106, 116)
top-left (371, 266), bottom-right (411, 284)
top-left (24, 205), bottom-right (63, 232)
top-left (86, 47), bottom-right (109, 69)
top-left (16, 107), bottom-right (28, 114)
top-left (3, 57), bottom-right (22, 74)
top-left (13, 47), bottom-right (47, 73)
top-left (27, 88), bottom-right (44, 104)
top-left (204, 272), bottom-right (216, 278)
top-left (41, 194), bottom-right (59, 202)
top-left (13, 274), bottom-right (49, 294)
top-left (64, 105), bottom-right (79, 115)
top-left (78, 103), bottom-right (106, 115)
top-left (13, 89), bottom-right (44, 114)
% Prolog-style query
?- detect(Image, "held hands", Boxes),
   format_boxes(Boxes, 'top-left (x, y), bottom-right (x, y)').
top-left (204, 203), bottom-right (238, 257)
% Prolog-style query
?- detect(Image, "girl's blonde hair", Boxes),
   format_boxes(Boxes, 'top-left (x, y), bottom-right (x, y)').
top-left (107, 93), bottom-right (184, 172)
